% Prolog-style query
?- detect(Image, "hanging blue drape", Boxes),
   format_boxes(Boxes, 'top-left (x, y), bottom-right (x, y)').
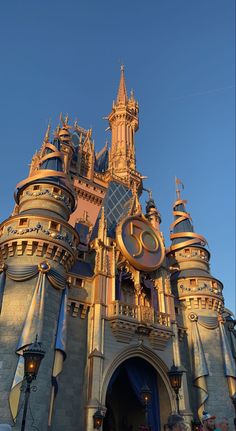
top-left (143, 279), bottom-right (158, 312)
top-left (107, 358), bottom-right (160, 431)
top-left (115, 270), bottom-right (122, 300)
top-left (124, 358), bottom-right (160, 431)
top-left (55, 286), bottom-right (68, 358)
top-left (0, 270), bottom-right (6, 314)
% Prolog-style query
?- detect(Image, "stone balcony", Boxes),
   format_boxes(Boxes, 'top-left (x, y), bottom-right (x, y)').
top-left (107, 301), bottom-right (172, 350)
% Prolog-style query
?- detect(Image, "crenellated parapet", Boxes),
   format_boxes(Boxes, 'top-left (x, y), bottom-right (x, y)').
top-left (0, 214), bottom-right (79, 270)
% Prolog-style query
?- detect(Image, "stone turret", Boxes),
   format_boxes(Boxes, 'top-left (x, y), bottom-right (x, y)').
top-left (0, 118), bottom-right (78, 429)
top-left (167, 192), bottom-right (223, 312)
top-left (145, 191), bottom-right (162, 231)
top-left (167, 185), bottom-right (235, 421)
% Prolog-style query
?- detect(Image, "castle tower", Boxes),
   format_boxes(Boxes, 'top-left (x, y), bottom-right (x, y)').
top-left (145, 191), bottom-right (162, 231)
top-left (167, 183), bottom-right (236, 421)
top-left (0, 125), bottom-right (79, 428)
top-left (108, 66), bottom-right (141, 190)
top-left (0, 72), bottom-right (235, 431)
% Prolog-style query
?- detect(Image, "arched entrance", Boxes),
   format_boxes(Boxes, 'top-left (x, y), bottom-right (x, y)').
top-left (103, 357), bottom-right (162, 431)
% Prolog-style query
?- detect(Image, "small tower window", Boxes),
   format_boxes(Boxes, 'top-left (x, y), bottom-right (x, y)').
top-left (200, 250), bottom-right (206, 259)
top-left (212, 281), bottom-right (217, 288)
top-left (50, 221), bottom-right (60, 232)
top-left (75, 279), bottom-right (82, 288)
top-left (19, 218), bottom-right (28, 227)
top-left (184, 248), bottom-right (190, 254)
top-left (190, 279), bottom-right (197, 287)
top-left (33, 185), bottom-right (40, 191)
top-left (53, 187), bottom-right (60, 194)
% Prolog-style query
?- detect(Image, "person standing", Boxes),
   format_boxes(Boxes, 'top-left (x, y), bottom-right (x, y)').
top-left (167, 413), bottom-right (187, 431)
top-left (215, 417), bottom-right (229, 431)
top-left (201, 412), bottom-right (216, 431)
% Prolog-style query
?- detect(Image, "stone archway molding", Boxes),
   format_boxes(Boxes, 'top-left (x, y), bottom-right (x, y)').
top-left (101, 342), bottom-right (175, 410)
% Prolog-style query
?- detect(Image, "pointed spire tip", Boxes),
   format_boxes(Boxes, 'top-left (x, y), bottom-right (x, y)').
top-left (117, 64), bottom-right (128, 104)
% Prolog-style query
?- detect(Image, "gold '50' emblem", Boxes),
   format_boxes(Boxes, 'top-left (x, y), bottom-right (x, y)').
top-left (116, 216), bottom-right (165, 271)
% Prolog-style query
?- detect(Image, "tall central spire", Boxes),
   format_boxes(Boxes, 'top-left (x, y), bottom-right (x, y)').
top-left (108, 66), bottom-right (139, 186)
top-left (116, 65), bottom-right (128, 104)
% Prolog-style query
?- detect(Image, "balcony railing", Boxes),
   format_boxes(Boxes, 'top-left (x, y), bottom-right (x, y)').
top-left (108, 301), bottom-right (170, 327)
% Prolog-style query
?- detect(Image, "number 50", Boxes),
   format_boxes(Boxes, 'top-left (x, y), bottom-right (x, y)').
top-left (129, 221), bottom-right (159, 257)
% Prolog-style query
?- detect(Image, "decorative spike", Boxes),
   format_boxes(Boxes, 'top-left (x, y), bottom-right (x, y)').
top-left (44, 121), bottom-right (51, 142)
top-left (116, 65), bottom-right (128, 104)
top-left (60, 113), bottom-right (70, 129)
top-left (53, 124), bottom-right (61, 138)
top-left (130, 88), bottom-right (134, 100)
top-left (98, 207), bottom-right (107, 242)
top-left (130, 184), bottom-right (142, 215)
top-left (175, 177), bottom-right (184, 200)
top-left (65, 114), bottom-right (69, 126)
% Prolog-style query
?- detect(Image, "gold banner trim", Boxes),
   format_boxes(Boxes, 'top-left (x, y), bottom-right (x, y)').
top-left (16, 170), bottom-right (68, 190)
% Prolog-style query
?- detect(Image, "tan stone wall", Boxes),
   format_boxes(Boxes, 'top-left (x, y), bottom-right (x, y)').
top-left (51, 313), bottom-right (88, 431)
top-left (0, 277), bottom-right (61, 429)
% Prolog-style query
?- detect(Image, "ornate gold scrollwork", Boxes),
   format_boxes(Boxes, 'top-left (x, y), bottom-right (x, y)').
top-left (188, 312), bottom-right (198, 322)
top-left (38, 261), bottom-right (51, 273)
top-left (169, 199), bottom-right (207, 252)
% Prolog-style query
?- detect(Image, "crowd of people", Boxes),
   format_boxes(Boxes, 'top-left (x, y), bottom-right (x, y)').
top-left (0, 411), bottom-right (235, 430)
top-left (165, 411), bottom-right (236, 431)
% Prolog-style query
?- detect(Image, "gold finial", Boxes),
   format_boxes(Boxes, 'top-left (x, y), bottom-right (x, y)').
top-left (175, 177), bottom-right (184, 200)
top-left (60, 113), bottom-right (70, 128)
top-left (53, 124), bottom-right (61, 138)
top-left (65, 114), bottom-right (69, 126)
top-left (44, 121), bottom-right (51, 142)
top-left (130, 183), bottom-right (142, 215)
top-left (58, 114), bottom-right (72, 142)
top-left (117, 64), bottom-right (128, 104)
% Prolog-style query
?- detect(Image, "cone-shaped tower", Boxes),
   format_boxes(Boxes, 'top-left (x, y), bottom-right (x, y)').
top-left (116, 64), bottom-right (128, 104)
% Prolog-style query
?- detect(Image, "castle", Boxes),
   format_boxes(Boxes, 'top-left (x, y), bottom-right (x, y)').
top-left (0, 67), bottom-right (235, 430)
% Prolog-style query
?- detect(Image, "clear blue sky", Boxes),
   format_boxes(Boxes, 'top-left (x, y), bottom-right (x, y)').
top-left (0, 0), bottom-right (235, 312)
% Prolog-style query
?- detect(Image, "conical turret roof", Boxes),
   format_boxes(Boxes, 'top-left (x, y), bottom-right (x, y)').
top-left (170, 198), bottom-right (207, 251)
top-left (116, 65), bottom-right (128, 104)
top-left (39, 138), bottom-right (63, 172)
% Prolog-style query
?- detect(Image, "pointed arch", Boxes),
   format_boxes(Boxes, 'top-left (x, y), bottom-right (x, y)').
top-left (101, 342), bottom-right (174, 410)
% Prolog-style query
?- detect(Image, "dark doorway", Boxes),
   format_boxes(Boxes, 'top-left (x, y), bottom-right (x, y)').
top-left (103, 357), bottom-right (160, 431)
